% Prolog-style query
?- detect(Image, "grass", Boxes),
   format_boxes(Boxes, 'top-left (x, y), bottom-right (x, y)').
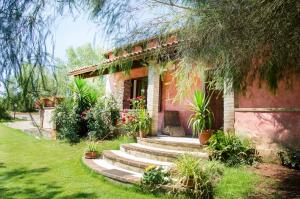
top-left (215, 167), bottom-right (261, 199)
top-left (0, 124), bottom-right (167, 199)
top-left (0, 123), bottom-right (262, 199)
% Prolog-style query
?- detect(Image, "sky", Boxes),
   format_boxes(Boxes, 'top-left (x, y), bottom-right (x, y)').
top-left (52, 11), bottom-right (108, 60)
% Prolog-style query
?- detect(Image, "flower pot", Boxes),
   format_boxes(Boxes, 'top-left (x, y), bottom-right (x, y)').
top-left (199, 130), bottom-right (213, 145)
top-left (41, 98), bottom-right (55, 107)
top-left (85, 151), bottom-right (98, 159)
top-left (139, 131), bottom-right (146, 138)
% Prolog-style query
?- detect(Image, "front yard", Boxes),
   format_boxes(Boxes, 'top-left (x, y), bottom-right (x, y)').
top-left (0, 124), bottom-right (164, 199)
top-left (2, 123), bottom-right (299, 199)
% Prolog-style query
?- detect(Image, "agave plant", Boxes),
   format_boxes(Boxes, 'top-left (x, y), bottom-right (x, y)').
top-left (188, 90), bottom-right (214, 137)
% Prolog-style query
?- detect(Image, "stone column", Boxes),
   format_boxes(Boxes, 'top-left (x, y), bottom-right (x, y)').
top-left (223, 80), bottom-right (235, 131)
top-left (43, 107), bottom-right (56, 129)
top-left (147, 64), bottom-right (160, 136)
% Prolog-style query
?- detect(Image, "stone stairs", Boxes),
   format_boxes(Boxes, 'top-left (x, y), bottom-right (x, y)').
top-left (82, 136), bottom-right (208, 184)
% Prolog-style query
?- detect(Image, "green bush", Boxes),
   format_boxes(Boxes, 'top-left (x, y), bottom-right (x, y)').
top-left (173, 154), bottom-right (224, 199)
top-left (208, 131), bottom-right (261, 167)
top-left (52, 100), bottom-right (79, 143)
top-left (86, 96), bottom-right (120, 140)
top-left (140, 165), bottom-right (170, 193)
top-left (278, 148), bottom-right (300, 170)
top-left (0, 104), bottom-right (11, 121)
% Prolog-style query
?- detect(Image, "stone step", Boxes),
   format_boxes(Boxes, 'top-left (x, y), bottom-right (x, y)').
top-left (121, 143), bottom-right (208, 162)
top-left (138, 136), bottom-right (204, 152)
top-left (102, 150), bottom-right (172, 173)
top-left (82, 158), bottom-right (141, 184)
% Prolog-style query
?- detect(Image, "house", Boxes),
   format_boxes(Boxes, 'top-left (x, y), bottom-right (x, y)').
top-left (68, 34), bottom-right (300, 157)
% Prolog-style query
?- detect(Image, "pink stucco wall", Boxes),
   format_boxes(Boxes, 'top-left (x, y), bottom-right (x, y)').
top-left (235, 74), bottom-right (300, 153)
top-left (159, 70), bottom-right (203, 134)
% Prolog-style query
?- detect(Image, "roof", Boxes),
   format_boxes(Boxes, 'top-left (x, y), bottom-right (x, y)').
top-left (68, 36), bottom-right (182, 77)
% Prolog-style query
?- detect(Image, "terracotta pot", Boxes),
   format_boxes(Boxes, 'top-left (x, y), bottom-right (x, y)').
top-left (42, 98), bottom-right (55, 107)
top-left (199, 130), bottom-right (213, 145)
top-left (139, 131), bottom-right (146, 138)
top-left (85, 151), bottom-right (98, 159)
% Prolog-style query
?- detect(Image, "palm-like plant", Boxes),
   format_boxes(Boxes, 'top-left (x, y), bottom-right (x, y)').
top-left (188, 90), bottom-right (214, 137)
top-left (70, 78), bottom-right (97, 113)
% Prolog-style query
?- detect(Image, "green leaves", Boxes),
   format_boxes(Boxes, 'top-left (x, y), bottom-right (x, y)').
top-left (208, 131), bottom-right (261, 167)
top-left (188, 90), bottom-right (214, 137)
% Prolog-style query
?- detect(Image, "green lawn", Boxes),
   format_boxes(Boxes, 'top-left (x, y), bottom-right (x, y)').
top-left (0, 124), bottom-right (261, 199)
top-left (0, 124), bottom-right (167, 199)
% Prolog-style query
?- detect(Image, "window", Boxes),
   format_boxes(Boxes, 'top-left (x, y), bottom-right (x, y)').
top-left (123, 77), bottom-right (148, 109)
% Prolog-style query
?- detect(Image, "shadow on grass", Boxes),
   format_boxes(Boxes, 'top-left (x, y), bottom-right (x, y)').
top-left (0, 162), bottom-right (5, 168)
top-left (0, 166), bottom-right (96, 199)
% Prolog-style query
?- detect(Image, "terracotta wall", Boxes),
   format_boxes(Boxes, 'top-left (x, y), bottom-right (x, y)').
top-left (159, 70), bottom-right (203, 134)
top-left (235, 74), bottom-right (300, 155)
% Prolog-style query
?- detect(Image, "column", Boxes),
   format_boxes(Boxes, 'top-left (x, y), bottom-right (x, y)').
top-left (147, 64), bottom-right (160, 135)
top-left (223, 80), bottom-right (235, 131)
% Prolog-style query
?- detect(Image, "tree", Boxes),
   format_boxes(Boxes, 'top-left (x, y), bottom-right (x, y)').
top-left (55, 43), bottom-right (105, 96)
top-left (72, 0), bottom-right (300, 92)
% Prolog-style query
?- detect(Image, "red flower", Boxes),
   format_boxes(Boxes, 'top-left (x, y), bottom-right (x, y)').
top-left (136, 96), bottom-right (144, 100)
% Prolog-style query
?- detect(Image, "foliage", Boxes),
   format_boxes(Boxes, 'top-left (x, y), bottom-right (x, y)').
top-left (0, 0), bottom-right (51, 87)
top-left (188, 90), bottom-right (213, 137)
top-left (86, 96), bottom-right (120, 140)
top-left (172, 154), bottom-right (224, 199)
top-left (140, 165), bottom-right (170, 193)
top-left (0, 102), bottom-right (11, 121)
top-left (2, 64), bottom-right (57, 112)
top-left (71, 78), bottom-right (98, 114)
top-left (121, 111), bottom-right (139, 136)
top-left (121, 96), bottom-right (151, 136)
top-left (278, 148), bottom-right (300, 170)
top-left (55, 43), bottom-right (105, 96)
top-left (53, 78), bottom-right (120, 143)
top-left (85, 142), bottom-right (98, 153)
top-left (77, 0), bottom-right (300, 94)
top-left (52, 100), bottom-right (79, 143)
top-left (208, 131), bottom-right (261, 167)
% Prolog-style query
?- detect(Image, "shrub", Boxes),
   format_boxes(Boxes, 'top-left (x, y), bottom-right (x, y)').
top-left (208, 131), bottom-right (261, 167)
top-left (52, 100), bottom-right (79, 143)
top-left (121, 96), bottom-right (151, 137)
top-left (140, 165), bottom-right (170, 193)
top-left (278, 148), bottom-right (300, 170)
top-left (172, 154), bottom-right (224, 199)
top-left (0, 104), bottom-right (11, 121)
top-left (86, 96), bottom-right (120, 140)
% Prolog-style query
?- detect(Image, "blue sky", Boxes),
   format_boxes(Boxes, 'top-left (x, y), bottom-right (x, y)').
top-left (52, 11), bottom-right (108, 60)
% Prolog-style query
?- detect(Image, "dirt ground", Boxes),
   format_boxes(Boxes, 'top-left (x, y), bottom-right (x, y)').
top-left (251, 163), bottom-right (300, 199)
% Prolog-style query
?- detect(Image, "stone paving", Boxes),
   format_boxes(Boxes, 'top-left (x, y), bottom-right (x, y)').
top-left (4, 112), bottom-right (52, 139)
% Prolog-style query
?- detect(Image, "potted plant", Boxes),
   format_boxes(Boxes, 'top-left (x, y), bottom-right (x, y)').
top-left (84, 142), bottom-right (98, 159)
top-left (188, 90), bottom-right (214, 145)
top-left (130, 96), bottom-right (151, 138)
top-left (174, 154), bottom-right (201, 188)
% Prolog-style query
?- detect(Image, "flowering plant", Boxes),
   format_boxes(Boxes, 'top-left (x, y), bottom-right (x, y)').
top-left (121, 96), bottom-right (151, 137)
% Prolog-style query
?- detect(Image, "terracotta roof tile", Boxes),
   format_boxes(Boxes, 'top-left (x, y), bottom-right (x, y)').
top-left (68, 40), bottom-right (181, 76)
